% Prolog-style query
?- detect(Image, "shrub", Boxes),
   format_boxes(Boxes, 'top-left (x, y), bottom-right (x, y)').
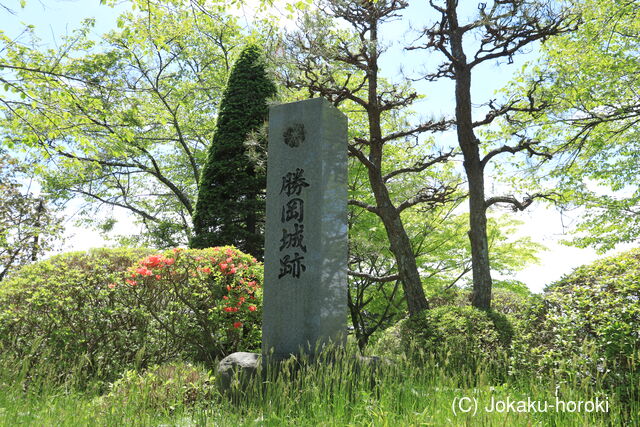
top-left (118, 246), bottom-right (263, 363)
top-left (374, 306), bottom-right (512, 372)
top-left (0, 248), bottom-right (159, 382)
top-left (0, 246), bottom-right (263, 384)
top-left (94, 362), bottom-right (214, 413)
top-left (511, 248), bottom-right (639, 393)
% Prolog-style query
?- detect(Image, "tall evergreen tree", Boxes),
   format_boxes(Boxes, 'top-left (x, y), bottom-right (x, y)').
top-left (191, 44), bottom-right (276, 257)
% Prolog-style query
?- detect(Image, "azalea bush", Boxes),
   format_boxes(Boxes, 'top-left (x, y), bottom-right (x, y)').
top-left (117, 246), bottom-right (263, 363)
top-left (0, 246), bottom-right (263, 384)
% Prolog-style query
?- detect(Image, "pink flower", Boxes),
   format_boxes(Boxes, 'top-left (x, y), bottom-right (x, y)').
top-left (108, 283), bottom-right (116, 289)
top-left (126, 279), bottom-right (138, 286)
top-left (248, 305), bottom-right (257, 312)
top-left (229, 267), bottom-right (237, 274)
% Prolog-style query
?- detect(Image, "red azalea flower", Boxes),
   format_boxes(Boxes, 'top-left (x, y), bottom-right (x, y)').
top-left (249, 305), bottom-right (257, 312)
top-left (164, 258), bottom-right (175, 265)
top-left (233, 322), bottom-right (242, 329)
top-left (126, 279), bottom-right (138, 286)
top-left (224, 307), bottom-right (234, 313)
top-left (229, 267), bottom-right (237, 274)
top-left (219, 263), bottom-right (228, 271)
top-left (108, 283), bottom-right (116, 289)
top-left (136, 267), bottom-right (153, 276)
top-left (222, 296), bottom-right (229, 300)
top-left (155, 274), bottom-right (161, 280)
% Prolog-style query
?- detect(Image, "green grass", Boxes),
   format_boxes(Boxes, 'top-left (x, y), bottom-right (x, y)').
top-left (0, 347), bottom-right (637, 427)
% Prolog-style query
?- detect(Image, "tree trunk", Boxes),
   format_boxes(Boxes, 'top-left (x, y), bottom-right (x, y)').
top-left (449, 3), bottom-right (492, 310)
top-left (365, 17), bottom-right (429, 317)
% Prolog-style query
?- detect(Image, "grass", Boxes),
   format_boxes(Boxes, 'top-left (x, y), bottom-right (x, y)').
top-left (0, 346), bottom-right (637, 427)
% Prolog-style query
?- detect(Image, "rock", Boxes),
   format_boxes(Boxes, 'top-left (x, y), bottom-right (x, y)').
top-left (216, 352), bottom-right (261, 394)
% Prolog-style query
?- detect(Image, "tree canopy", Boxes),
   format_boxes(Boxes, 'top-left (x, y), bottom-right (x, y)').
top-left (0, 0), bottom-right (251, 247)
top-left (503, 0), bottom-right (640, 253)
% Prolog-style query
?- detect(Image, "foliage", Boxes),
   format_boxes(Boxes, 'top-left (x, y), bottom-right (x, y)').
top-left (94, 362), bottom-right (214, 413)
top-left (0, 152), bottom-right (63, 281)
top-left (0, 248), bottom-right (158, 382)
top-left (348, 204), bottom-right (542, 349)
top-left (0, 246), bottom-right (263, 383)
top-left (191, 44), bottom-right (276, 257)
top-left (511, 248), bottom-right (640, 394)
top-left (121, 246), bottom-right (263, 362)
top-left (501, 0), bottom-right (640, 252)
top-left (374, 306), bottom-right (513, 373)
top-left (0, 1), bottom-right (251, 247)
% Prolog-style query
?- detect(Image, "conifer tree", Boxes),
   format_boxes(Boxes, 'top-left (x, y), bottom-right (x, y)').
top-left (191, 44), bottom-right (276, 257)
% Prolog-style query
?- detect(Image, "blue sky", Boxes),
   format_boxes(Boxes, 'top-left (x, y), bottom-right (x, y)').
top-left (2, 0), bottom-right (625, 292)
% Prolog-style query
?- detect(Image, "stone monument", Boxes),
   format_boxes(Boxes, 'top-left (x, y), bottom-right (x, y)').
top-left (262, 97), bottom-right (348, 361)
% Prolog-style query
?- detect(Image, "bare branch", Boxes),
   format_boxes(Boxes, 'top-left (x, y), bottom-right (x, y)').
top-left (383, 150), bottom-right (454, 182)
top-left (348, 199), bottom-right (379, 214)
top-left (485, 192), bottom-right (559, 211)
top-left (482, 138), bottom-right (552, 168)
top-left (348, 270), bottom-right (399, 283)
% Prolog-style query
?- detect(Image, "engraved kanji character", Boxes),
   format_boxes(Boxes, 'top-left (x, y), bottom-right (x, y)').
top-left (280, 168), bottom-right (310, 197)
top-left (281, 198), bottom-right (304, 223)
top-left (278, 252), bottom-right (306, 279)
top-left (279, 223), bottom-right (307, 252)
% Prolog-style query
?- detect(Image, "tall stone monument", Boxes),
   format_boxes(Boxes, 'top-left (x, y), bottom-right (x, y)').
top-left (262, 97), bottom-right (348, 361)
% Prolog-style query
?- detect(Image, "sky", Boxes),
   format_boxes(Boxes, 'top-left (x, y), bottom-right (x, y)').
top-left (1, 0), bottom-right (632, 293)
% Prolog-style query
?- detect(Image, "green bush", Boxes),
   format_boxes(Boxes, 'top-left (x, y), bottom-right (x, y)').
top-left (0, 248), bottom-right (158, 382)
top-left (119, 246), bottom-right (263, 363)
top-left (93, 362), bottom-right (214, 413)
top-left (374, 306), bottom-right (512, 372)
top-left (511, 249), bottom-right (640, 390)
top-left (0, 246), bottom-right (263, 383)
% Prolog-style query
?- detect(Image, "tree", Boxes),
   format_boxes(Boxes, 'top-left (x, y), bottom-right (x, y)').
top-left (0, 0), bottom-right (250, 247)
top-left (190, 44), bottom-right (276, 257)
top-left (0, 153), bottom-right (63, 281)
top-left (284, 0), bottom-right (457, 316)
top-left (413, 0), bottom-right (574, 309)
top-left (503, 0), bottom-right (640, 253)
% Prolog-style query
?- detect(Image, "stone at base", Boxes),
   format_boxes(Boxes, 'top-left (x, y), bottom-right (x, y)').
top-left (216, 352), bottom-right (261, 393)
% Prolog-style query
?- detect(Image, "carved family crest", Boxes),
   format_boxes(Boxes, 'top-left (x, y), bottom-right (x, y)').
top-left (283, 123), bottom-right (305, 148)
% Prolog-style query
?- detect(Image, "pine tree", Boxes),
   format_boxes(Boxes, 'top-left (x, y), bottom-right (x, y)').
top-left (191, 44), bottom-right (276, 257)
